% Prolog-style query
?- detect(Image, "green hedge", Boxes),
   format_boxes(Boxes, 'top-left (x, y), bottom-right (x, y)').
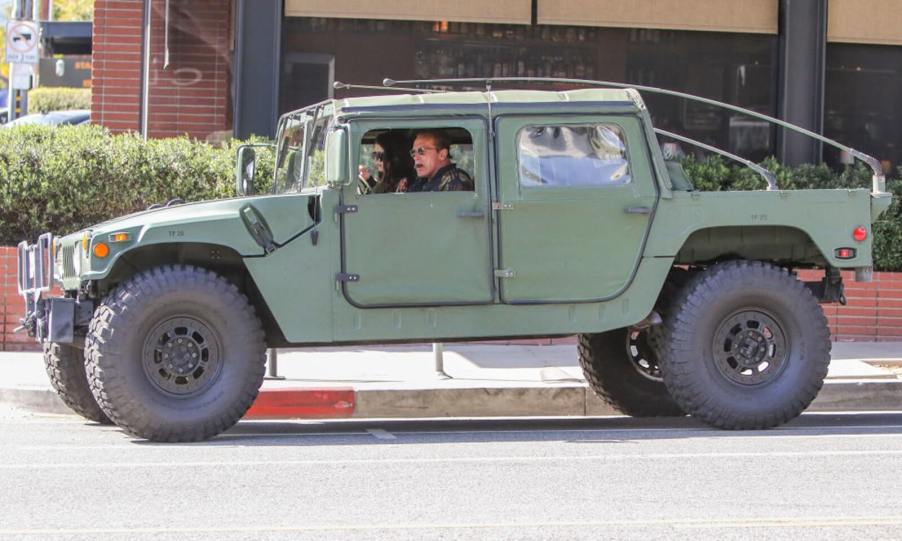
top-left (27, 88), bottom-right (92, 113)
top-left (0, 125), bottom-right (273, 244)
top-left (680, 156), bottom-right (902, 272)
top-left (0, 125), bottom-right (899, 271)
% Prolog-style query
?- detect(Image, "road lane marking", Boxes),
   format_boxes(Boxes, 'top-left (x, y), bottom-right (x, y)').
top-left (366, 428), bottom-right (396, 440)
top-left (3, 449), bottom-right (902, 470)
top-left (2, 516), bottom-right (902, 535)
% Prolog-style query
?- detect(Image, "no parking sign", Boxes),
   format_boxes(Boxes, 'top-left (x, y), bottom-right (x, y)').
top-left (6, 20), bottom-right (39, 64)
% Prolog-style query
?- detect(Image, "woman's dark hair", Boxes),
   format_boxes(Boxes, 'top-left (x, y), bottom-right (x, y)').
top-left (376, 131), bottom-right (416, 191)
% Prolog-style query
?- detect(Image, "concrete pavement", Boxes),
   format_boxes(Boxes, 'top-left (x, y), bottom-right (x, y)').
top-left (1, 340), bottom-right (900, 420)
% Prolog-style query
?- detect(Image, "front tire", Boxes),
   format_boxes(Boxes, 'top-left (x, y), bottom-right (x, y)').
top-left (661, 261), bottom-right (831, 429)
top-left (85, 265), bottom-right (266, 442)
top-left (43, 342), bottom-right (111, 424)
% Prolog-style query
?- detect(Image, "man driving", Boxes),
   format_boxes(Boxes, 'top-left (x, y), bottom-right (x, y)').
top-left (405, 129), bottom-right (474, 192)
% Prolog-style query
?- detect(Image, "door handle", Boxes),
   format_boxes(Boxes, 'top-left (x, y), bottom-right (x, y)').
top-left (624, 206), bottom-right (652, 215)
top-left (457, 210), bottom-right (486, 218)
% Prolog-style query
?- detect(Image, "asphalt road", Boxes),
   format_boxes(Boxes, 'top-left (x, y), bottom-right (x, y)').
top-left (1, 407), bottom-right (902, 541)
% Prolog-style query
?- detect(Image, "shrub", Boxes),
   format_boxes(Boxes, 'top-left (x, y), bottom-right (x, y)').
top-left (27, 88), bottom-right (92, 114)
top-left (0, 125), bottom-right (273, 244)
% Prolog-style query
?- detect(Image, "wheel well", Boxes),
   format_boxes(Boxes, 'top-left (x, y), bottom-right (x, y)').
top-left (674, 225), bottom-right (828, 268)
top-left (96, 243), bottom-right (287, 346)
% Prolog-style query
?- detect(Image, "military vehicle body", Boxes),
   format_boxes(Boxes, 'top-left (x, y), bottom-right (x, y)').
top-left (18, 78), bottom-right (893, 441)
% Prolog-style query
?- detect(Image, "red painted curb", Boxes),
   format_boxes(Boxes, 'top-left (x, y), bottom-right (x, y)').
top-left (244, 388), bottom-right (356, 419)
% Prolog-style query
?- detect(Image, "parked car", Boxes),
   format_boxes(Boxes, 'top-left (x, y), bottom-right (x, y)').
top-left (16, 78), bottom-right (893, 442)
top-left (3, 109), bottom-right (90, 127)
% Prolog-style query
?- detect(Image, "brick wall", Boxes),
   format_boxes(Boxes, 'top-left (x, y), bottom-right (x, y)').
top-left (798, 269), bottom-right (902, 341)
top-left (91, 0), bottom-right (233, 140)
top-left (1, 247), bottom-right (35, 352)
top-left (1, 254), bottom-right (900, 351)
top-left (91, 0), bottom-right (144, 132)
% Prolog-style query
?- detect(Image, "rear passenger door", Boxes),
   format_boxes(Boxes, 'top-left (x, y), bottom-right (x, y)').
top-left (494, 115), bottom-right (658, 303)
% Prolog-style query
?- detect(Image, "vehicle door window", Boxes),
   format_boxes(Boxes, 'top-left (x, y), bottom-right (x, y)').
top-left (358, 127), bottom-right (476, 194)
top-left (517, 124), bottom-right (631, 188)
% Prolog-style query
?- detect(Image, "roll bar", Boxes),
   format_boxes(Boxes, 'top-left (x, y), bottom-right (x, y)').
top-left (655, 129), bottom-right (777, 191)
top-left (383, 77), bottom-right (886, 194)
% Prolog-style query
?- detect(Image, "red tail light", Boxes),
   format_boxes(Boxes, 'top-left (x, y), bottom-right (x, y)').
top-left (852, 226), bottom-right (868, 242)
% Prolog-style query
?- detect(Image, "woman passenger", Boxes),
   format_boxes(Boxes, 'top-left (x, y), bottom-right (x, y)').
top-left (358, 131), bottom-right (416, 193)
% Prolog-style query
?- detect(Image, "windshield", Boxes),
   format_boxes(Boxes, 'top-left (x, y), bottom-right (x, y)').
top-left (273, 104), bottom-right (332, 194)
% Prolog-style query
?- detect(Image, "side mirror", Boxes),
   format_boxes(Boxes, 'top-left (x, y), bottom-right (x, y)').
top-left (235, 145), bottom-right (257, 196)
top-left (325, 127), bottom-right (350, 186)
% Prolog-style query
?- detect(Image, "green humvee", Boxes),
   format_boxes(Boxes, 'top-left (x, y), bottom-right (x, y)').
top-left (17, 78), bottom-right (894, 442)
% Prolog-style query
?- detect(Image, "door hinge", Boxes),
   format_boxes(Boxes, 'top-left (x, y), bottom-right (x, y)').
top-left (492, 202), bottom-right (513, 211)
top-left (336, 273), bottom-right (360, 283)
top-left (494, 268), bottom-right (515, 279)
top-left (335, 204), bottom-right (358, 215)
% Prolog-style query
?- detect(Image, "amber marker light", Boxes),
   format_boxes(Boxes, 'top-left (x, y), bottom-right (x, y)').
top-left (93, 242), bottom-right (110, 258)
top-left (852, 226), bottom-right (868, 242)
top-left (81, 232), bottom-right (90, 251)
top-left (109, 232), bottom-right (130, 243)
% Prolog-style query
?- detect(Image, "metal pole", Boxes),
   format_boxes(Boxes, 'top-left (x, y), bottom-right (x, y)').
top-left (433, 342), bottom-right (450, 379)
top-left (266, 348), bottom-right (284, 380)
top-left (140, 0), bottom-right (152, 139)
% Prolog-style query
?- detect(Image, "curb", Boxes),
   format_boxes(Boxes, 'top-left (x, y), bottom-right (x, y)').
top-left (4, 380), bottom-right (902, 420)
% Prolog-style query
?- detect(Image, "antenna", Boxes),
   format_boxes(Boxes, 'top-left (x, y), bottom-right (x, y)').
top-left (334, 81), bottom-right (442, 94)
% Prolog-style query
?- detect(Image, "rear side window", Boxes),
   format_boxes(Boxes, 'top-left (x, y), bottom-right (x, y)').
top-left (517, 124), bottom-right (631, 188)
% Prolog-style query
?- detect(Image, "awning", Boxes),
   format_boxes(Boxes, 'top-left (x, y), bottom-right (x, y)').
top-left (285, 0), bottom-right (532, 25)
top-left (537, 0), bottom-right (778, 35)
top-left (828, 0), bottom-right (902, 45)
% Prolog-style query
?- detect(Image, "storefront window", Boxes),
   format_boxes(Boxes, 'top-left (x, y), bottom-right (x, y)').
top-left (825, 43), bottom-right (902, 176)
top-left (281, 18), bottom-right (778, 160)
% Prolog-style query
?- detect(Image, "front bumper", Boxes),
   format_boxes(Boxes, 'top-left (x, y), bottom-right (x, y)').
top-left (16, 234), bottom-right (93, 344)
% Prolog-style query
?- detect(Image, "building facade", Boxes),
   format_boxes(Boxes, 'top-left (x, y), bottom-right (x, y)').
top-left (91, 0), bottom-right (902, 172)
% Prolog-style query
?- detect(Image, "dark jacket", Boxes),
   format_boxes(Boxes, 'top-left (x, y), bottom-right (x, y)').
top-left (408, 164), bottom-right (474, 192)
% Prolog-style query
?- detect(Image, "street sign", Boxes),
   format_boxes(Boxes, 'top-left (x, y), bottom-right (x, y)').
top-left (10, 63), bottom-right (34, 90)
top-left (6, 20), bottom-right (39, 65)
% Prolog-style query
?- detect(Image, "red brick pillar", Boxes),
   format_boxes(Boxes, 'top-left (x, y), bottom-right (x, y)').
top-left (91, 0), bottom-right (145, 133)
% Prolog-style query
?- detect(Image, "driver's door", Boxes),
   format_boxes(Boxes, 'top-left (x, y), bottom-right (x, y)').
top-left (339, 119), bottom-right (494, 307)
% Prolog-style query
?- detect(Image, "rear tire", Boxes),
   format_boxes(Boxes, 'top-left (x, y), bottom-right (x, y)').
top-left (43, 342), bottom-right (111, 424)
top-left (578, 328), bottom-right (684, 417)
top-left (661, 261), bottom-right (831, 429)
top-left (85, 265), bottom-right (267, 442)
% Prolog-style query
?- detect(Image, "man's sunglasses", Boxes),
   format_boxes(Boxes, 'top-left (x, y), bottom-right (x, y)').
top-left (409, 146), bottom-right (437, 157)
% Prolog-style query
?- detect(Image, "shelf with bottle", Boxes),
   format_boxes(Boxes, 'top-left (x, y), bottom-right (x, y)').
top-left (414, 44), bottom-right (598, 82)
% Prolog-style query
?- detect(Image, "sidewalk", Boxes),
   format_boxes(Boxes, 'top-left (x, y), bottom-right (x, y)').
top-left (1, 341), bottom-right (901, 420)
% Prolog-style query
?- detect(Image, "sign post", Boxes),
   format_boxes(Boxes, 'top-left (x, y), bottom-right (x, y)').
top-left (6, 19), bottom-right (40, 121)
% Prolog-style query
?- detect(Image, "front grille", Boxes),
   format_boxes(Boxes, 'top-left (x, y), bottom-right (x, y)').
top-left (62, 245), bottom-right (77, 279)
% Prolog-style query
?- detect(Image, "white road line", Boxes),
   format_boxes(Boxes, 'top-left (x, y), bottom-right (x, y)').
top-left (2, 516), bottom-right (902, 535)
top-left (2, 449), bottom-right (902, 470)
top-left (10, 426), bottom-right (902, 451)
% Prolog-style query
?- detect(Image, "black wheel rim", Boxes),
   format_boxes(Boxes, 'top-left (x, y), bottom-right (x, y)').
top-left (626, 329), bottom-right (664, 382)
top-left (142, 317), bottom-right (223, 397)
top-left (712, 310), bottom-right (788, 386)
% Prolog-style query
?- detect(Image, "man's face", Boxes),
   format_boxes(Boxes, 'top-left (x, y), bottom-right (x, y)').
top-left (411, 135), bottom-right (448, 179)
